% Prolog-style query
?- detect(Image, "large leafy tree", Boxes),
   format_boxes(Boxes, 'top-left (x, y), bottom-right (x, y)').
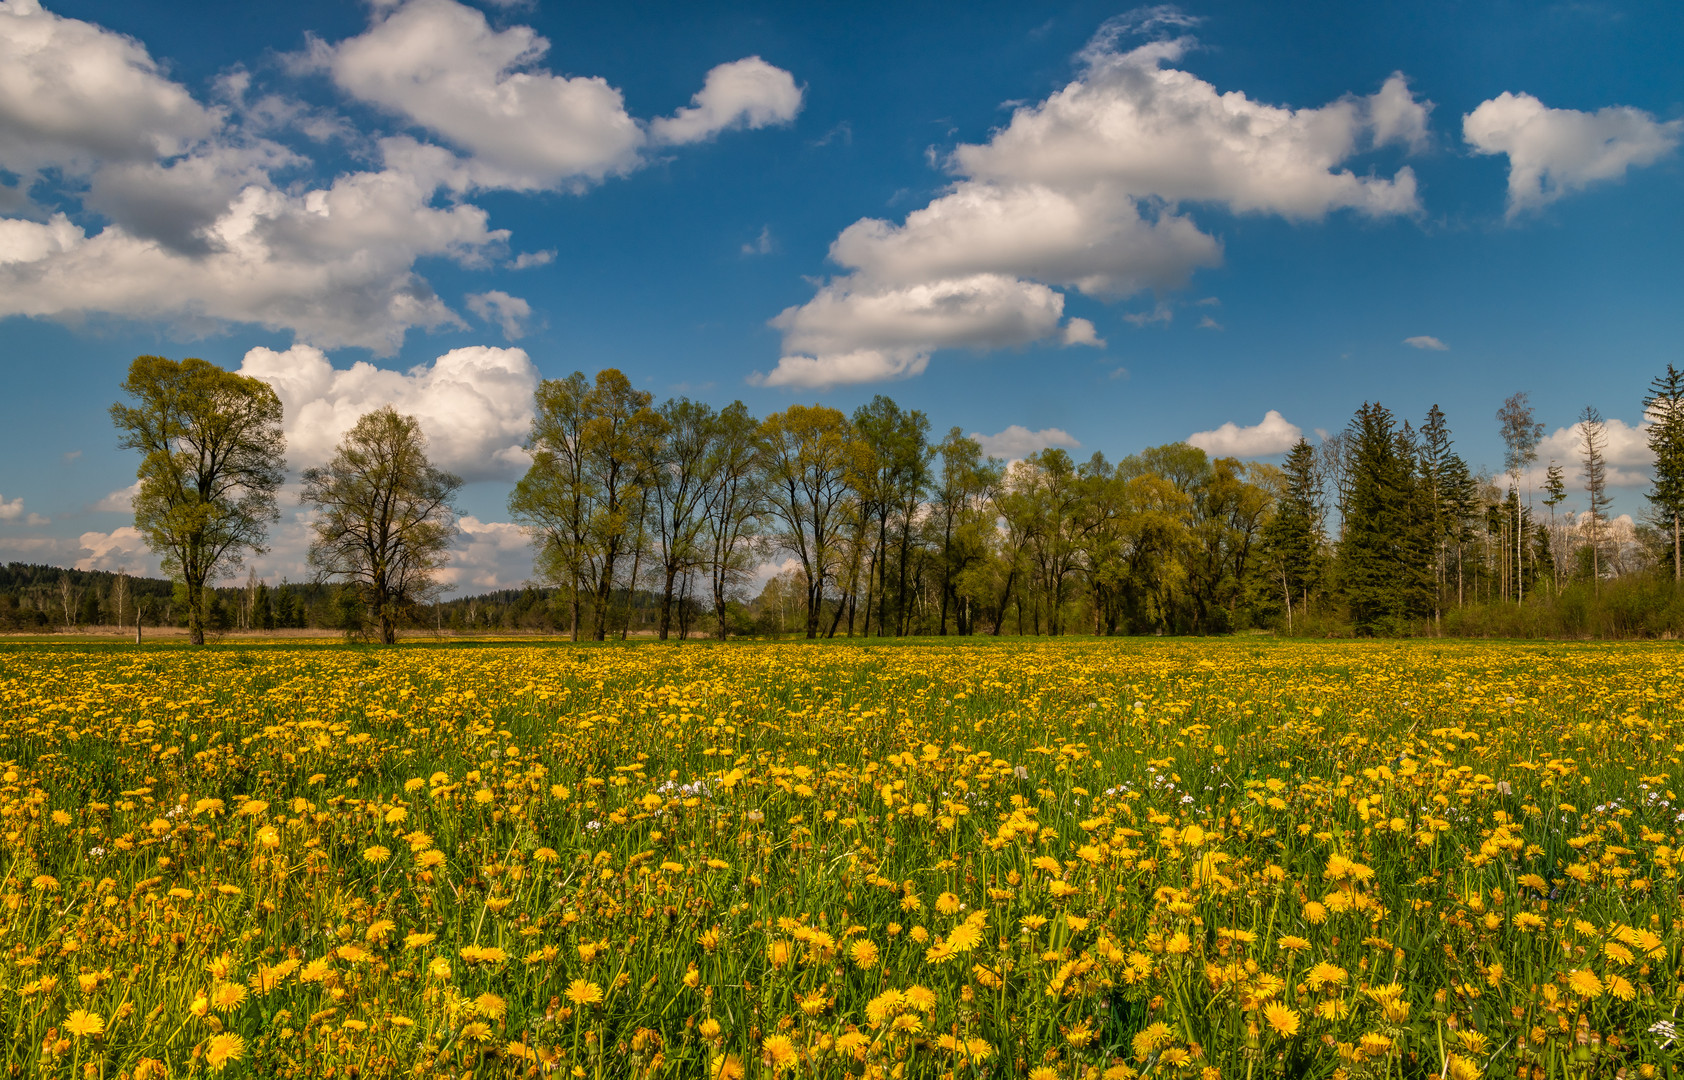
top-left (509, 373), bottom-right (593, 640)
top-left (649, 398), bottom-right (719, 639)
top-left (581, 370), bottom-right (664, 640)
top-left (301, 407), bottom-right (461, 644)
top-left (759, 404), bottom-right (859, 638)
top-left (1643, 364), bottom-right (1684, 580)
top-left (699, 402), bottom-right (766, 640)
top-left (111, 356), bottom-right (285, 645)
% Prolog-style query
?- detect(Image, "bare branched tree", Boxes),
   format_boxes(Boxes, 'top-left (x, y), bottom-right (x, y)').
top-left (1579, 405), bottom-right (1611, 593)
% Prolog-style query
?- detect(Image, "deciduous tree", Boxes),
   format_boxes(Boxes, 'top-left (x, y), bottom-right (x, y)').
top-left (301, 407), bottom-right (461, 645)
top-left (111, 356), bottom-right (285, 645)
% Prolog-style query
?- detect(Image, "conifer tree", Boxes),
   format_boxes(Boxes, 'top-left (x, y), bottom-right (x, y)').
top-left (1643, 364), bottom-right (1684, 581)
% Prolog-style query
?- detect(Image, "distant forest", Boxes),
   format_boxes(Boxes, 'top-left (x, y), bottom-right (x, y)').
top-left (0, 562), bottom-right (752, 637)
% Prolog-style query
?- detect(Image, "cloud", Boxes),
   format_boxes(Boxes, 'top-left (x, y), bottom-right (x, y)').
top-left (1197, 314), bottom-right (1223, 330)
top-left (969, 424), bottom-right (1081, 459)
top-left (465, 290), bottom-right (531, 340)
top-left (1404, 335), bottom-right (1448, 350)
top-left (236, 343), bottom-right (538, 480)
top-left (0, 0), bottom-right (798, 352)
top-left (954, 50), bottom-right (1427, 220)
top-left (757, 274), bottom-right (1068, 389)
top-left (829, 182), bottom-right (1222, 298)
top-left (0, 0), bottom-right (218, 179)
top-left (0, 170), bottom-right (505, 354)
top-left (315, 0), bottom-right (644, 191)
top-left (73, 525), bottom-right (153, 573)
top-left (317, 2), bottom-right (799, 191)
top-left (436, 515), bottom-right (533, 592)
top-left (94, 480), bottom-right (141, 512)
top-left (0, 493), bottom-right (20, 520)
top-left (1061, 317), bottom-right (1104, 346)
top-left (1464, 92), bottom-right (1682, 215)
top-left (1186, 409), bottom-right (1302, 457)
top-left (650, 56), bottom-right (803, 146)
top-left (1527, 415), bottom-right (1654, 490)
top-left (768, 27), bottom-right (1429, 386)
top-left (742, 225), bottom-right (774, 255)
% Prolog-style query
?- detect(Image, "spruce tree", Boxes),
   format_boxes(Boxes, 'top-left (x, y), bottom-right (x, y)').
top-left (1643, 364), bottom-right (1684, 580)
top-left (1263, 438), bottom-right (1323, 628)
top-left (1339, 403), bottom-right (1433, 633)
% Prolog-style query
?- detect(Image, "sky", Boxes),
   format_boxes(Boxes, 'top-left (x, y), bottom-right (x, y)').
top-left (0, 0), bottom-right (1680, 592)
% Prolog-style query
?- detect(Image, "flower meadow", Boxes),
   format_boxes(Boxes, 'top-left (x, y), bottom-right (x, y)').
top-left (1, 640), bottom-right (1681, 1080)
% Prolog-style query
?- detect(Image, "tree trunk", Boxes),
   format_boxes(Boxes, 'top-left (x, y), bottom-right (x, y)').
top-left (659, 565), bottom-right (679, 640)
top-left (186, 578), bottom-right (206, 646)
top-left (826, 591), bottom-right (847, 638)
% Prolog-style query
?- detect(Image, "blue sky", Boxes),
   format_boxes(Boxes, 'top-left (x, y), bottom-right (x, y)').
top-left (0, 0), bottom-right (1680, 589)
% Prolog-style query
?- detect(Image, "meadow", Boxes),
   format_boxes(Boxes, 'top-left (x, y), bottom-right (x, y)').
top-left (0, 638), bottom-right (1679, 1079)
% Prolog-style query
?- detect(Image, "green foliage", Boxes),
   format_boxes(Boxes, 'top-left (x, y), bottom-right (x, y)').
top-left (110, 356), bottom-right (285, 644)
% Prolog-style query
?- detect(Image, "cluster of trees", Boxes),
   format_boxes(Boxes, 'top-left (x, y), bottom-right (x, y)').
top-left (111, 357), bottom-right (461, 644)
top-left (1266, 374), bottom-right (1684, 635)
top-left (86, 354), bottom-right (1684, 643)
top-left (514, 367), bottom-right (1684, 640)
top-left (0, 563), bottom-right (368, 634)
top-left (506, 371), bottom-right (1280, 640)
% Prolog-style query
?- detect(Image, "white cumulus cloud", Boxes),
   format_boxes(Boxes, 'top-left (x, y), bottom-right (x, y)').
top-left (317, 1), bottom-right (800, 191)
top-left (650, 57), bottom-right (803, 146)
top-left (969, 425), bottom-right (1081, 460)
top-left (437, 515), bottom-right (534, 592)
top-left (1187, 409), bottom-right (1302, 458)
top-left (764, 26), bottom-right (1430, 387)
top-left (1404, 335), bottom-right (1448, 350)
top-left (1527, 415), bottom-right (1654, 490)
top-left (0, 171), bottom-right (506, 353)
top-left (1464, 92), bottom-right (1682, 216)
top-left (0, 0), bottom-right (218, 180)
top-left (73, 525), bottom-right (153, 573)
top-left (757, 274), bottom-right (1068, 389)
top-left (237, 343), bottom-right (538, 480)
top-left (0, 0), bottom-right (798, 352)
top-left (466, 290), bottom-right (531, 340)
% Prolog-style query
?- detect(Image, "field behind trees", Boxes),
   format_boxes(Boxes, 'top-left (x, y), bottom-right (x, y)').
top-left (1, 638), bottom-right (1681, 1078)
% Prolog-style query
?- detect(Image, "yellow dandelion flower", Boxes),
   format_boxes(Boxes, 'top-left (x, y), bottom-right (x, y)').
top-left (1264, 1004), bottom-right (1301, 1038)
top-left (1566, 969), bottom-right (1603, 999)
top-left (565, 979), bottom-right (604, 1006)
top-left (762, 1034), bottom-right (798, 1071)
top-left (211, 981), bottom-right (248, 1012)
top-left (903, 985), bottom-right (937, 1013)
top-left (205, 1033), bottom-right (245, 1072)
top-left (849, 938), bottom-right (879, 969)
top-left (64, 1010), bottom-right (103, 1037)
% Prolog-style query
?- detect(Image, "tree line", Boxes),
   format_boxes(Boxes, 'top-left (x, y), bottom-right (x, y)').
top-left (94, 355), bottom-right (1684, 643)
